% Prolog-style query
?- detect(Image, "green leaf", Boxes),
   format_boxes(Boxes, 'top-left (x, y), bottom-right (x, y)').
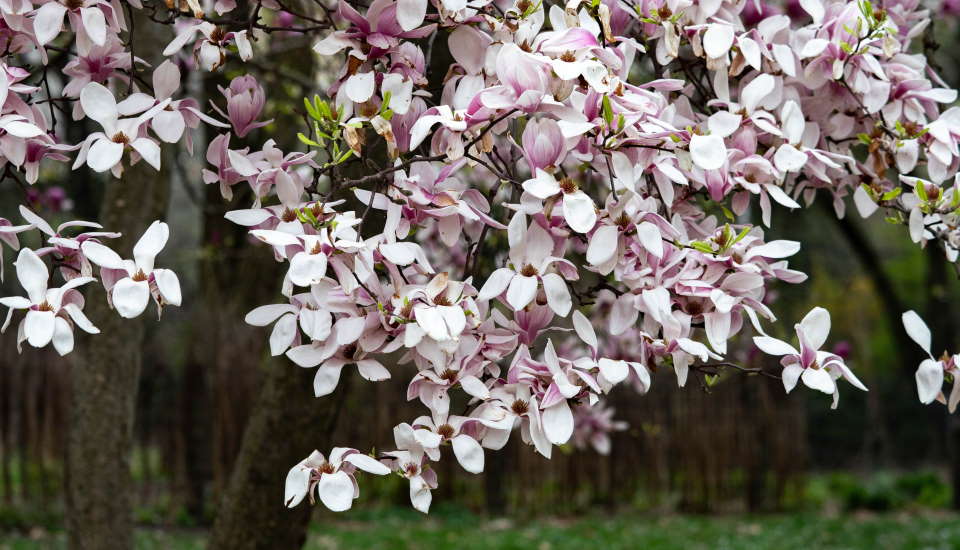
top-left (601, 95), bottom-right (614, 127)
top-left (298, 133), bottom-right (320, 147)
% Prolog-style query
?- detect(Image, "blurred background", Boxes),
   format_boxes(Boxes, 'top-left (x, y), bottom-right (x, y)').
top-left (3, 2), bottom-right (960, 549)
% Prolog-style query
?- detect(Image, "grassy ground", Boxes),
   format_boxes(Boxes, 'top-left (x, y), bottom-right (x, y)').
top-left (3, 510), bottom-right (960, 549)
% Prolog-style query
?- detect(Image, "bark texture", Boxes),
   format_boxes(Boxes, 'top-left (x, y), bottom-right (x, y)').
top-left (66, 162), bottom-right (169, 550)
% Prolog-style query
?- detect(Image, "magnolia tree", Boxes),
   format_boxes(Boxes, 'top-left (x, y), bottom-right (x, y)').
top-left (1, 0), bottom-right (960, 516)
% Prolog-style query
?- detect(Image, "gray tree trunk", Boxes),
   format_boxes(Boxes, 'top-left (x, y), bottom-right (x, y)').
top-left (66, 161), bottom-right (170, 550)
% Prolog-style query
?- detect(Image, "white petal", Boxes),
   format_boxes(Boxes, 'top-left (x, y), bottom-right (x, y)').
top-left (902, 310), bottom-right (932, 355)
top-left (33, 2), bottom-right (67, 46)
top-left (52, 316), bottom-right (74, 356)
top-left (451, 434), bottom-right (484, 474)
top-left (782, 364), bottom-right (803, 393)
top-left (343, 453), bottom-right (390, 475)
top-left (916, 359), bottom-right (944, 404)
top-left (397, 0), bottom-right (427, 31)
top-left (87, 139), bottom-right (124, 173)
top-left (344, 72), bottom-right (375, 104)
top-left (562, 191), bottom-right (597, 233)
top-left (79, 82), bottom-right (118, 128)
top-left (314, 363), bottom-right (345, 397)
top-left (541, 273), bottom-right (571, 317)
top-left (133, 221), bottom-right (169, 273)
top-left (317, 471), bottom-right (355, 512)
top-left (476, 268), bottom-right (515, 302)
top-left (15, 248), bottom-right (48, 304)
top-left (597, 358), bottom-right (629, 384)
top-left (112, 278), bottom-right (151, 318)
top-left (741, 74), bottom-right (774, 113)
top-left (541, 402), bottom-right (574, 445)
top-left (81, 241), bottom-right (127, 270)
top-left (586, 225), bottom-right (619, 266)
top-left (506, 275), bottom-right (538, 311)
top-left (753, 336), bottom-right (797, 356)
top-left (689, 134), bottom-right (726, 170)
top-left (269, 313), bottom-right (298, 356)
top-left (703, 24), bottom-right (734, 59)
top-left (801, 367), bottom-right (836, 395)
top-left (80, 7), bottom-right (107, 46)
top-left (24, 309), bottom-right (55, 348)
top-left (289, 252), bottom-right (328, 287)
top-left (798, 307), bottom-right (830, 351)
top-left (153, 268), bottom-right (182, 306)
top-left (774, 143), bottom-right (807, 172)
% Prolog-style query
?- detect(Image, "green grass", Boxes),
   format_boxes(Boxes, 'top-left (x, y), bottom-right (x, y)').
top-left (3, 511), bottom-right (960, 549)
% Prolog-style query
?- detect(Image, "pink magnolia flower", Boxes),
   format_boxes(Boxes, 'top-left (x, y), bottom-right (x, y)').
top-left (477, 216), bottom-right (578, 315)
top-left (284, 448), bottom-right (390, 511)
top-left (33, 0), bottom-right (119, 48)
top-left (73, 82), bottom-right (170, 174)
top-left (213, 75), bottom-right (271, 138)
top-left (163, 21), bottom-right (252, 71)
top-left (80, 221), bottom-right (181, 318)
top-left (0, 248), bottom-right (98, 355)
top-left (753, 307), bottom-right (867, 407)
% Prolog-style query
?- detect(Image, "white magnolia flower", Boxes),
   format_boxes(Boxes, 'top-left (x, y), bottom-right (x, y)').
top-left (902, 310), bottom-right (960, 410)
top-left (754, 307), bottom-right (867, 407)
top-left (81, 221), bottom-right (181, 318)
top-left (0, 248), bottom-right (98, 355)
top-left (74, 82), bottom-right (171, 175)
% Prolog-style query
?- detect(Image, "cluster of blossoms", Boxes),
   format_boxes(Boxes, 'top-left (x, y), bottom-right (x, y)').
top-left (1, 0), bottom-right (959, 515)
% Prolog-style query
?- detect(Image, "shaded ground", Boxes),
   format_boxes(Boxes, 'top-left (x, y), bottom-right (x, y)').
top-left (2, 510), bottom-right (959, 549)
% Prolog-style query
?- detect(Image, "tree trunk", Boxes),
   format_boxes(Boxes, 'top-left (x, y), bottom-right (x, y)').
top-left (208, 360), bottom-right (350, 550)
top-left (66, 161), bottom-right (170, 550)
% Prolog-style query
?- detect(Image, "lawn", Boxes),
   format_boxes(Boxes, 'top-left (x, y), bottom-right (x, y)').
top-left (3, 511), bottom-right (960, 549)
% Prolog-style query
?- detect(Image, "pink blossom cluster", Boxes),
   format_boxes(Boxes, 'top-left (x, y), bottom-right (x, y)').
top-left (0, 0), bottom-right (959, 515)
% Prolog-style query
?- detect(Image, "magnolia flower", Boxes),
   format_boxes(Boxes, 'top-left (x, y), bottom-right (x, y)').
top-left (521, 170), bottom-right (597, 233)
top-left (74, 82), bottom-right (170, 174)
top-left (477, 216), bottom-right (577, 316)
top-left (213, 75), bottom-right (271, 137)
top-left (411, 272), bottom-right (468, 343)
top-left (902, 311), bottom-right (960, 410)
top-left (80, 221), bottom-right (181, 318)
top-left (284, 448), bottom-right (390, 511)
top-left (0, 248), bottom-right (98, 355)
top-left (163, 21), bottom-right (252, 71)
top-left (411, 412), bottom-right (485, 474)
top-left (753, 307), bottom-right (867, 406)
top-left (33, 0), bottom-right (114, 47)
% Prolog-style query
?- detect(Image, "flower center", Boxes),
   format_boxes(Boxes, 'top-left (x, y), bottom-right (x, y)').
top-left (132, 269), bottom-right (149, 282)
top-left (433, 295), bottom-right (453, 307)
top-left (111, 132), bottom-right (130, 145)
top-left (511, 399), bottom-right (529, 415)
top-left (559, 178), bottom-right (578, 194)
top-left (520, 264), bottom-right (539, 277)
top-left (310, 242), bottom-right (323, 255)
top-left (64, 0), bottom-right (84, 10)
top-left (319, 462), bottom-right (336, 474)
top-left (439, 368), bottom-right (459, 382)
top-left (209, 26), bottom-right (228, 43)
top-left (404, 462), bottom-right (419, 477)
top-left (437, 424), bottom-right (455, 439)
top-left (281, 208), bottom-right (298, 222)
top-left (37, 300), bottom-right (54, 312)
top-left (560, 51), bottom-right (577, 62)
